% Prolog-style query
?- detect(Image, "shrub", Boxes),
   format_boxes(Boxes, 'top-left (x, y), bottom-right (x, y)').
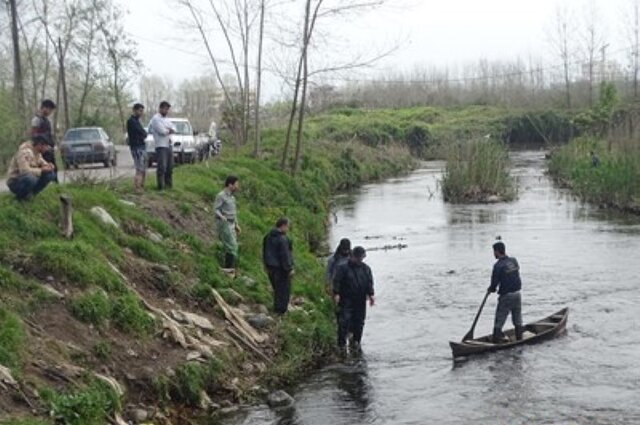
top-left (71, 291), bottom-right (112, 326)
top-left (111, 293), bottom-right (155, 335)
top-left (0, 307), bottom-right (24, 369)
top-left (41, 381), bottom-right (120, 425)
top-left (441, 139), bottom-right (516, 203)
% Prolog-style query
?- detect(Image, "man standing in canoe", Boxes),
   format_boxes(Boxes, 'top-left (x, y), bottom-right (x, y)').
top-left (333, 246), bottom-right (375, 353)
top-left (488, 241), bottom-right (524, 343)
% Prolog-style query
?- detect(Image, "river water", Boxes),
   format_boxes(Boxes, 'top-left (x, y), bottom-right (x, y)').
top-left (224, 151), bottom-right (640, 425)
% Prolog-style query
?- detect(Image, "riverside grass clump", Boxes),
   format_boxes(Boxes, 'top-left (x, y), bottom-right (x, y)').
top-left (549, 137), bottom-right (640, 211)
top-left (0, 134), bottom-right (415, 423)
top-left (441, 139), bottom-right (517, 203)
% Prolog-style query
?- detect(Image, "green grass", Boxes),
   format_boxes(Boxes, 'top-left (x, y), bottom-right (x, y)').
top-left (71, 291), bottom-right (112, 326)
top-left (549, 137), bottom-right (640, 210)
top-left (441, 139), bottom-right (517, 203)
top-left (41, 381), bottom-right (120, 425)
top-left (0, 307), bottom-right (24, 370)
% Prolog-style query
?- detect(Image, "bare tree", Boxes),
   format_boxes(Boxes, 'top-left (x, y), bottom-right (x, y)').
top-left (253, 0), bottom-right (265, 157)
top-left (623, 0), bottom-right (640, 99)
top-left (550, 6), bottom-right (574, 109)
top-left (581, 1), bottom-right (606, 107)
top-left (8, 0), bottom-right (25, 119)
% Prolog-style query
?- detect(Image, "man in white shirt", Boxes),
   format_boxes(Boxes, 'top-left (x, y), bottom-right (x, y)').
top-left (149, 101), bottom-right (176, 190)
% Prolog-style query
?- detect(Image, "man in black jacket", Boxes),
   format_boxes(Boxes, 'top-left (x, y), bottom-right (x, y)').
top-left (488, 241), bottom-right (524, 343)
top-left (262, 217), bottom-right (294, 315)
top-left (127, 103), bottom-right (148, 192)
top-left (333, 246), bottom-right (375, 351)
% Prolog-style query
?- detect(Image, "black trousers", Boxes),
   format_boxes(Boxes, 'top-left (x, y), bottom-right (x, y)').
top-left (337, 300), bottom-right (367, 347)
top-left (267, 267), bottom-right (291, 315)
top-left (156, 147), bottom-right (173, 190)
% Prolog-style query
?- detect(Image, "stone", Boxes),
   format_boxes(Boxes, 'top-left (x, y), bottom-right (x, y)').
top-left (152, 264), bottom-right (171, 274)
top-left (257, 304), bottom-right (269, 315)
top-left (486, 195), bottom-right (501, 203)
top-left (129, 408), bottom-right (149, 423)
top-left (187, 351), bottom-right (202, 361)
top-left (147, 230), bottom-right (163, 243)
top-left (42, 284), bottom-right (65, 299)
top-left (181, 311), bottom-right (215, 331)
top-left (119, 199), bottom-right (136, 207)
top-left (267, 390), bottom-right (294, 408)
top-left (90, 206), bottom-right (119, 228)
top-left (0, 365), bottom-right (17, 387)
top-left (45, 275), bottom-right (55, 283)
top-left (220, 406), bottom-right (240, 415)
top-left (246, 313), bottom-right (273, 330)
top-left (237, 276), bottom-right (256, 287)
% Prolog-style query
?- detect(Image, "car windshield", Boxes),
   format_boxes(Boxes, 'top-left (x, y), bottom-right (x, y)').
top-left (172, 121), bottom-right (192, 135)
top-left (64, 129), bottom-right (101, 141)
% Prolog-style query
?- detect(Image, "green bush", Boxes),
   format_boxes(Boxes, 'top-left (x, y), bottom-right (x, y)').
top-left (0, 307), bottom-right (24, 369)
top-left (111, 293), bottom-right (155, 335)
top-left (441, 139), bottom-right (516, 203)
top-left (41, 381), bottom-right (120, 425)
top-left (71, 291), bottom-right (112, 326)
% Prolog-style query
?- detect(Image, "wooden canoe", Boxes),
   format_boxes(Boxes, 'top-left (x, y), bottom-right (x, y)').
top-left (450, 307), bottom-right (568, 359)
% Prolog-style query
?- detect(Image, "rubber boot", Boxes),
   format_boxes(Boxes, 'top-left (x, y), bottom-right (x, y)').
top-left (515, 325), bottom-right (524, 341)
top-left (492, 328), bottom-right (507, 344)
top-left (224, 253), bottom-right (236, 269)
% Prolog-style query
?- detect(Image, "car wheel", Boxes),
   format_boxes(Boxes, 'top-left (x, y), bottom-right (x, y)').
top-left (111, 152), bottom-right (117, 167)
top-left (63, 161), bottom-right (70, 170)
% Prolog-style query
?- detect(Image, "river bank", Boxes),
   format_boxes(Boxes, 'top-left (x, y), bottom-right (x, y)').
top-left (548, 137), bottom-right (640, 214)
top-left (0, 137), bottom-right (415, 424)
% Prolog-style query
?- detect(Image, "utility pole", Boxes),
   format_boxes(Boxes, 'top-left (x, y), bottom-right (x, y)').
top-left (8, 0), bottom-right (25, 121)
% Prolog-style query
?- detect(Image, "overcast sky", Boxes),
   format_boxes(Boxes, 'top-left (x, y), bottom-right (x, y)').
top-left (120, 0), bottom-right (634, 101)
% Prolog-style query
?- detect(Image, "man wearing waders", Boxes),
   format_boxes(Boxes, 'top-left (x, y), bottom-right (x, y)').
top-left (333, 246), bottom-right (375, 352)
top-left (488, 241), bottom-right (524, 343)
top-left (214, 176), bottom-right (241, 274)
top-left (262, 217), bottom-right (294, 315)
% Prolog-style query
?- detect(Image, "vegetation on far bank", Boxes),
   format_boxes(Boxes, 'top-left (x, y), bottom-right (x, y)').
top-left (548, 137), bottom-right (640, 212)
top-left (0, 132), bottom-right (414, 423)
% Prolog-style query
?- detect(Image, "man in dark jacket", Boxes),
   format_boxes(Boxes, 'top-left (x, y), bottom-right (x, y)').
top-left (333, 246), bottom-right (375, 351)
top-left (127, 103), bottom-right (148, 192)
top-left (31, 99), bottom-right (57, 182)
top-left (262, 217), bottom-right (294, 315)
top-left (488, 241), bottom-right (524, 343)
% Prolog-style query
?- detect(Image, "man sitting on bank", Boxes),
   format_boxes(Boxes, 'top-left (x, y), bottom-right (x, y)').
top-left (488, 241), bottom-right (524, 343)
top-left (6, 136), bottom-right (56, 201)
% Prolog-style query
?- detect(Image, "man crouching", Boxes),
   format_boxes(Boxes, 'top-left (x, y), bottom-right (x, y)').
top-left (6, 136), bottom-right (55, 201)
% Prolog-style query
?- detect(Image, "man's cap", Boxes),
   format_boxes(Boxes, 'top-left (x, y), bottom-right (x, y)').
top-left (352, 246), bottom-right (366, 259)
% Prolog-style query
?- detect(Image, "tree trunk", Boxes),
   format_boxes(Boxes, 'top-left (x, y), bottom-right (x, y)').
top-left (253, 0), bottom-right (265, 157)
top-left (242, 0), bottom-right (250, 146)
top-left (291, 0), bottom-right (312, 175)
top-left (280, 51), bottom-right (304, 170)
top-left (9, 0), bottom-right (25, 121)
top-left (58, 38), bottom-right (70, 132)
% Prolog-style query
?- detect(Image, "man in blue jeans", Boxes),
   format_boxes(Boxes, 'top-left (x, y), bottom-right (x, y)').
top-left (6, 136), bottom-right (55, 201)
top-left (127, 103), bottom-right (148, 192)
top-left (488, 241), bottom-right (524, 343)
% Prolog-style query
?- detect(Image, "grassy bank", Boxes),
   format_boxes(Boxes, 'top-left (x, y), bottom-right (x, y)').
top-left (303, 106), bottom-right (575, 159)
top-left (440, 139), bottom-right (517, 203)
top-left (0, 135), bottom-right (414, 424)
top-left (548, 137), bottom-right (640, 212)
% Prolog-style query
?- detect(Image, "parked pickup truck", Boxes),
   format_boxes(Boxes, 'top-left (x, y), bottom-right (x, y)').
top-left (145, 117), bottom-right (198, 166)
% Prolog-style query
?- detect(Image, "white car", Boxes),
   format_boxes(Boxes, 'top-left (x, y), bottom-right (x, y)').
top-left (145, 118), bottom-right (197, 166)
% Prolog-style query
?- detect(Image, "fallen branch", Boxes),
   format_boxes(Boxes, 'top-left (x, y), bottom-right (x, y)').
top-left (211, 288), bottom-right (267, 345)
